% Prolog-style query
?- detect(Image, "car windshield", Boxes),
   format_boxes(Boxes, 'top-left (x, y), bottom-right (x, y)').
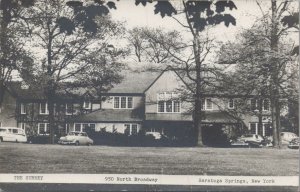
top-left (0, 129), bottom-right (6, 132)
top-left (68, 132), bottom-right (79, 136)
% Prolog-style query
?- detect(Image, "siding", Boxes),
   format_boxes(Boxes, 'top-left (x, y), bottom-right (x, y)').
top-left (145, 70), bottom-right (192, 114)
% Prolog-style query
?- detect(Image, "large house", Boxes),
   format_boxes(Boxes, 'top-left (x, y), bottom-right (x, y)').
top-left (0, 67), bottom-right (274, 141)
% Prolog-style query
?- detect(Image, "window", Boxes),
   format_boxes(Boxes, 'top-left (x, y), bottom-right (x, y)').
top-left (158, 101), bottom-right (165, 112)
top-left (250, 99), bottom-right (258, 110)
top-left (114, 97), bottom-right (120, 108)
top-left (157, 92), bottom-right (181, 113)
top-left (206, 99), bottom-right (213, 110)
top-left (74, 123), bottom-right (81, 132)
top-left (89, 124), bottom-right (95, 131)
top-left (263, 123), bottom-right (272, 136)
top-left (127, 97), bottom-right (133, 108)
top-left (39, 103), bottom-right (49, 114)
top-left (65, 124), bottom-right (70, 134)
top-left (249, 123), bottom-right (257, 134)
top-left (121, 97), bottom-right (127, 108)
top-left (249, 122), bottom-right (272, 136)
top-left (131, 124), bottom-right (138, 135)
top-left (65, 103), bottom-right (73, 115)
top-left (38, 123), bottom-right (50, 135)
top-left (82, 123), bottom-right (89, 132)
top-left (20, 103), bottom-right (26, 114)
top-left (166, 101), bottom-right (173, 112)
top-left (19, 123), bottom-right (26, 130)
top-left (124, 124), bottom-right (138, 135)
top-left (263, 99), bottom-right (270, 111)
top-left (83, 101), bottom-right (91, 109)
top-left (228, 99), bottom-right (234, 109)
top-left (174, 101), bottom-right (180, 112)
top-left (113, 97), bottom-right (133, 109)
top-left (202, 98), bottom-right (213, 110)
top-left (74, 123), bottom-right (95, 132)
top-left (124, 124), bottom-right (130, 135)
top-left (157, 100), bottom-right (181, 113)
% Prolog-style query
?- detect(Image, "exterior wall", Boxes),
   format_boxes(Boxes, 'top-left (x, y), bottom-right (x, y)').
top-left (101, 96), bottom-right (144, 110)
top-left (16, 99), bottom-right (101, 136)
top-left (0, 91), bottom-right (17, 127)
top-left (145, 70), bottom-right (192, 114)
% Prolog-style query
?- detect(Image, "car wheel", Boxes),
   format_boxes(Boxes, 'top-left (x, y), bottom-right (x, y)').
top-left (16, 139), bottom-right (18, 143)
top-left (75, 141), bottom-right (79, 146)
top-left (0, 137), bottom-right (2, 143)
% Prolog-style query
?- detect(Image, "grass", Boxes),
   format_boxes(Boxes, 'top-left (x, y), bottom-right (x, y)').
top-left (0, 143), bottom-right (298, 176)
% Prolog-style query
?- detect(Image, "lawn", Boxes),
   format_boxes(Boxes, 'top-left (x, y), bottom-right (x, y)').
top-left (0, 143), bottom-right (298, 176)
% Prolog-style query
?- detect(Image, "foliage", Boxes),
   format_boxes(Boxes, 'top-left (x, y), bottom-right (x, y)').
top-left (16, 0), bottom-right (125, 144)
top-left (0, 0), bottom-right (35, 106)
top-left (127, 27), bottom-right (183, 64)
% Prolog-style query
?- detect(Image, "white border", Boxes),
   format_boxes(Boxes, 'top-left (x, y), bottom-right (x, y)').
top-left (0, 174), bottom-right (297, 186)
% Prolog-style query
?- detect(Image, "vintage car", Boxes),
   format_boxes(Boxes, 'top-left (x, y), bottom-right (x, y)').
top-left (267, 132), bottom-right (298, 145)
top-left (145, 132), bottom-right (164, 140)
top-left (288, 138), bottom-right (299, 149)
top-left (231, 134), bottom-right (266, 147)
top-left (58, 131), bottom-right (93, 146)
top-left (0, 127), bottom-right (27, 143)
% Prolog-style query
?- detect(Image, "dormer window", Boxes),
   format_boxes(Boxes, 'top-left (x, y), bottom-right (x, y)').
top-left (40, 103), bottom-right (49, 115)
top-left (113, 97), bottom-right (133, 109)
top-left (83, 101), bottom-right (91, 109)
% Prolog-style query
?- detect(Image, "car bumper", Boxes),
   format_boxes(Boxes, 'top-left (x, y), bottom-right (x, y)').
top-left (58, 140), bottom-right (76, 145)
top-left (288, 144), bottom-right (299, 149)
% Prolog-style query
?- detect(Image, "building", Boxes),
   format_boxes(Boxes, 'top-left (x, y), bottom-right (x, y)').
top-left (0, 67), bottom-right (274, 141)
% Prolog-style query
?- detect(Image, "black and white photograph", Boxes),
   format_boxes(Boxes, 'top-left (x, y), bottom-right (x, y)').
top-left (0, 0), bottom-right (299, 191)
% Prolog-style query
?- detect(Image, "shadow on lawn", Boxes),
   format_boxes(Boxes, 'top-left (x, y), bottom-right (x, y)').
top-left (89, 131), bottom-right (231, 148)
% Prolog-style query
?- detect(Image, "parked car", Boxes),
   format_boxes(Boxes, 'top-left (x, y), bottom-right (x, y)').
top-left (145, 132), bottom-right (164, 140)
top-left (288, 137), bottom-right (299, 149)
top-left (58, 131), bottom-right (93, 146)
top-left (231, 134), bottom-right (265, 147)
top-left (281, 132), bottom-right (298, 144)
top-left (0, 127), bottom-right (27, 143)
top-left (267, 132), bottom-right (298, 145)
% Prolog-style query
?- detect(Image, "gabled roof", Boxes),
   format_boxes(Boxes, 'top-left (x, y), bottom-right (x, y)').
top-left (107, 70), bottom-right (161, 94)
top-left (5, 66), bottom-right (191, 99)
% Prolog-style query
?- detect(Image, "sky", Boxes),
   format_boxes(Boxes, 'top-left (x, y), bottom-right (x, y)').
top-left (108, 1), bottom-right (273, 41)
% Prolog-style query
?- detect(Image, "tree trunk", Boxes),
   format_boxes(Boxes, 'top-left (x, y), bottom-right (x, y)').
top-left (47, 86), bottom-right (56, 144)
top-left (0, 11), bottom-right (9, 107)
top-left (258, 98), bottom-right (263, 136)
top-left (193, 32), bottom-right (204, 147)
top-left (0, 81), bottom-right (5, 108)
top-left (270, 0), bottom-right (281, 148)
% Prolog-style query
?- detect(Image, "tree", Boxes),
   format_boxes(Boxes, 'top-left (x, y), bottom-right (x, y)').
top-left (219, 0), bottom-right (299, 147)
top-left (134, 1), bottom-right (237, 146)
top-left (128, 27), bottom-right (182, 64)
top-left (74, 45), bottom-right (126, 104)
top-left (19, 0), bottom-right (124, 144)
top-left (0, 0), bottom-right (34, 107)
top-left (68, 0), bottom-right (237, 146)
